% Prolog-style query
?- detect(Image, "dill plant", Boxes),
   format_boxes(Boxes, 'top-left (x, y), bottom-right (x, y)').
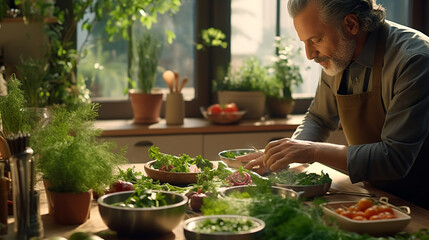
top-left (33, 103), bottom-right (127, 194)
top-left (0, 75), bottom-right (31, 135)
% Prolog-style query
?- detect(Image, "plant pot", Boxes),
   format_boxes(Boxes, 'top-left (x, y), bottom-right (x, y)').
top-left (217, 91), bottom-right (266, 119)
top-left (129, 90), bottom-right (163, 124)
top-left (48, 189), bottom-right (92, 225)
top-left (266, 97), bottom-right (295, 118)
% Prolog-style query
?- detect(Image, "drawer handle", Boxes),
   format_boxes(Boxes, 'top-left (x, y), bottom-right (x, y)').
top-left (134, 141), bottom-right (154, 147)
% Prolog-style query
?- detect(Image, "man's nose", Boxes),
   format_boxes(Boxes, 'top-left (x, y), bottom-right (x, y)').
top-left (305, 44), bottom-right (318, 60)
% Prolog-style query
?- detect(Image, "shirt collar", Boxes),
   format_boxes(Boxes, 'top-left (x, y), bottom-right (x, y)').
top-left (353, 28), bottom-right (379, 68)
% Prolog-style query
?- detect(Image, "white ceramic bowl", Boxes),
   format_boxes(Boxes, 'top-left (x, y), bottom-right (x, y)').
top-left (322, 200), bottom-right (411, 236)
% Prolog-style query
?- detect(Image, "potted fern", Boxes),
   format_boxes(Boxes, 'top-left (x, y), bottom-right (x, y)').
top-left (128, 32), bottom-right (164, 124)
top-left (32, 103), bottom-right (126, 224)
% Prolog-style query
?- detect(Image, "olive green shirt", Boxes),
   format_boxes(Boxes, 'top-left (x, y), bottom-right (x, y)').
top-left (292, 21), bottom-right (429, 206)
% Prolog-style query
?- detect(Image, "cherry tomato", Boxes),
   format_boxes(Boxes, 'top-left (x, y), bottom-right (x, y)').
top-left (353, 211), bottom-right (366, 218)
top-left (352, 215), bottom-right (367, 221)
top-left (224, 103), bottom-right (238, 113)
top-left (357, 197), bottom-right (373, 211)
top-left (364, 205), bottom-right (379, 218)
top-left (378, 205), bottom-right (394, 214)
top-left (335, 207), bottom-right (346, 215)
top-left (207, 104), bottom-right (222, 114)
top-left (348, 205), bottom-right (358, 213)
top-left (369, 214), bottom-right (383, 220)
top-left (340, 210), bottom-right (354, 219)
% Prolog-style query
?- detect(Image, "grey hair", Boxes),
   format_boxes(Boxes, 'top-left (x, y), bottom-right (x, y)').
top-left (287, 0), bottom-right (386, 32)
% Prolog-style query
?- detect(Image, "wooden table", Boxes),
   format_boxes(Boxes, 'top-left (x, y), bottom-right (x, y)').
top-left (2, 162), bottom-right (429, 240)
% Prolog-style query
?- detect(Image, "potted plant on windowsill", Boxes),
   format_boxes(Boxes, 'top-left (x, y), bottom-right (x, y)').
top-left (213, 56), bottom-right (270, 119)
top-left (32, 103), bottom-right (126, 224)
top-left (265, 37), bottom-right (304, 118)
top-left (128, 32), bottom-right (164, 124)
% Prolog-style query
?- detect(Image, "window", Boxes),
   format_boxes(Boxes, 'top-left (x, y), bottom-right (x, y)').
top-left (77, 0), bottom-right (222, 119)
top-left (76, 0), bottom-right (411, 119)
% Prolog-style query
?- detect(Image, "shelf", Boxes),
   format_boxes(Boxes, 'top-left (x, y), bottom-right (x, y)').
top-left (0, 16), bottom-right (57, 24)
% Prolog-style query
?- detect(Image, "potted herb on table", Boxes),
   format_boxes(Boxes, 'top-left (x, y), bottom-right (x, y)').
top-left (265, 37), bottom-right (304, 118)
top-left (213, 57), bottom-right (270, 119)
top-left (32, 103), bottom-right (126, 224)
top-left (128, 32), bottom-right (164, 124)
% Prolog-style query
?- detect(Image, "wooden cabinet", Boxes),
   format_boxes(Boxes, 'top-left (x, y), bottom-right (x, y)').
top-left (103, 135), bottom-right (203, 163)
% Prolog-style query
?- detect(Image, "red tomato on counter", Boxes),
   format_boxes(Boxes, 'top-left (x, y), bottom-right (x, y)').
top-left (207, 104), bottom-right (222, 114)
top-left (224, 103), bottom-right (238, 113)
top-left (207, 103), bottom-right (239, 114)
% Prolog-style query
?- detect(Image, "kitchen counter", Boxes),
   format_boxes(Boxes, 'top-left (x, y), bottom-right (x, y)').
top-left (2, 162), bottom-right (429, 239)
top-left (95, 115), bottom-right (305, 137)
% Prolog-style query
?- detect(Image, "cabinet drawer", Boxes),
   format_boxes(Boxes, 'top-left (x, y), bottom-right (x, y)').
top-left (203, 131), bottom-right (294, 160)
top-left (103, 135), bottom-right (203, 163)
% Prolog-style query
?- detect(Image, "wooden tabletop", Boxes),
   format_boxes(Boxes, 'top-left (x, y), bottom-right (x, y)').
top-left (3, 162), bottom-right (429, 239)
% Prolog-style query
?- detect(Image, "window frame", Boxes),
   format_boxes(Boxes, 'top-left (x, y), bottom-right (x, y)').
top-left (93, 0), bottom-right (231, 119)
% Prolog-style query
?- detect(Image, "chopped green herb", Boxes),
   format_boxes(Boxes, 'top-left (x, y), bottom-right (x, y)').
top-left (195, 218), bottom-right (256, 233)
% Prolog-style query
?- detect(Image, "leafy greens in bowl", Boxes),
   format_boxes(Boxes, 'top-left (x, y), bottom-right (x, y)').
top-left (144, 146), bottom-right (214, 185)
top-left (270, 170), bottom-right (332, 198)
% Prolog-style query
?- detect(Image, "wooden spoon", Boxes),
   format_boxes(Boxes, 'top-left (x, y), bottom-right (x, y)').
top-left (162, 70), bottom-right (175, 93)
top-left (178, 77), bottom-right (188, 93)
top-left (174, 71), bottom-right (179, 93)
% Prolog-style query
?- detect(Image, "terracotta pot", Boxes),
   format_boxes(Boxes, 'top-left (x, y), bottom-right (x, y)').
top-left (129, 90), bottom-right (163, 124)
top-left (266, 97), bottom-right (295, 118)
top-left (49, 190), bottom-right (92, 225)
top-left (217, 91), bottom-right (266, 119)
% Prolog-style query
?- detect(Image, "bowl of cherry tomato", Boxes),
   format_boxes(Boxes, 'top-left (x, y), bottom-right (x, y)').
top-left (201, 103), bottom-right (246, 124)
top-left (322, 197), bottom-right (411, 236)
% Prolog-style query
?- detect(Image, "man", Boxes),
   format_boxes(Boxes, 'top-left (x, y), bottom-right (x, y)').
top-left (243, 0), bottom-right (429, 209)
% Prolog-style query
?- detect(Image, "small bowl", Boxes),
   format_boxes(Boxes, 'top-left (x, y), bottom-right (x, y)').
top-left (144, 160), bottom-right (200, 185)
top-left (274, 181), bottom-right (332, 198)
top-left (201, 108), bottom-right (246, 125)
top-left (322, 200), bottom-right (411, 235)
top-left (183, 215), bottom-right (265, 240)
top-left (220, 185), bottom-right (299, 201)
top-left (218, 149), bottom-right (256, 168)
top-left (98, 190), bottom-right (188, 235)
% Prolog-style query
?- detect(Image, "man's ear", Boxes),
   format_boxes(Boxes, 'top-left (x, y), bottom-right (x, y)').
top-left (343, 14), bottom-right (359, 36)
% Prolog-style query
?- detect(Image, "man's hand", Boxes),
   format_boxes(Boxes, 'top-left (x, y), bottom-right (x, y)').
top-left (239, 151), bottom-right (271, 175)
top-left (263, 138), bottom-right (315, 172)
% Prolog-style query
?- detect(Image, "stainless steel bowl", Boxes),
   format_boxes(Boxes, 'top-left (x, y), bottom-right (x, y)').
top-left (274, 181), bottom-right (331, 198)
top-left (98, 190), bottom-right (188, 235)
top-left (183, 215), bottom-right (265, 240)
top-left (220, 185), bottom-right (299, 201)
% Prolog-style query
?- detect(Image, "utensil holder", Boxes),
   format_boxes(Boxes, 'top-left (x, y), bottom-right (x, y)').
top-left (9, 148), bottom-right (35, 239)
top-left (165, 93), bottom-right (185, 125)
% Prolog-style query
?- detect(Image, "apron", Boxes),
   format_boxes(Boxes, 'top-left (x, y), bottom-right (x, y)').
top-left (336, 23), bottom-right (388, 145)
top-left (335, 23), bottom-right (429, 209)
